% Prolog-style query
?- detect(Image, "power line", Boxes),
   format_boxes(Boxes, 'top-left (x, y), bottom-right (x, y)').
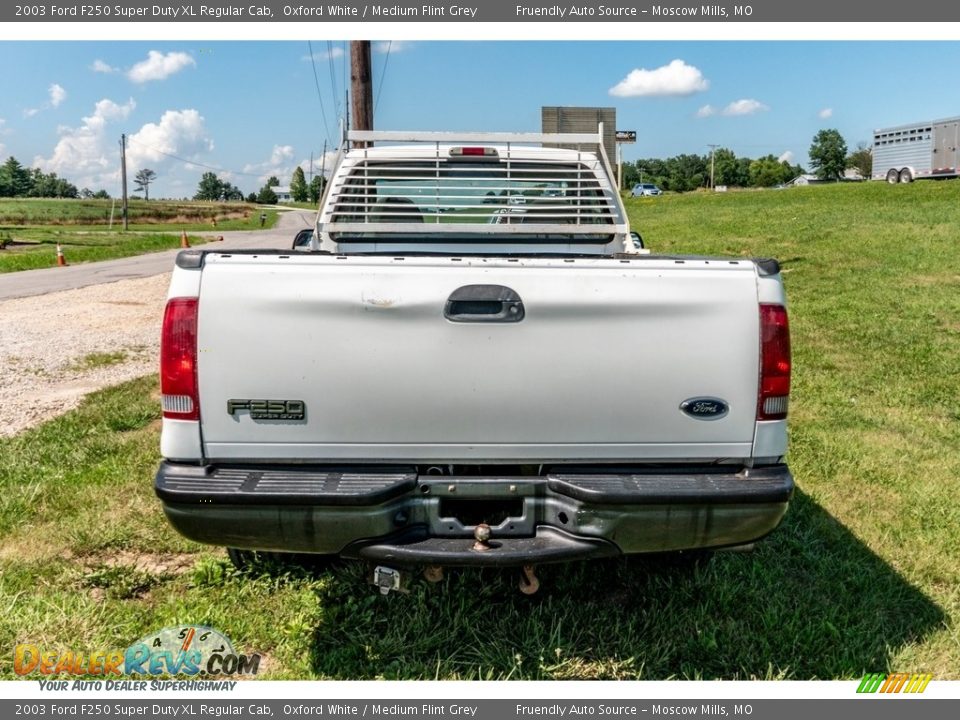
top-left (124, 138), bottom-right (263, 178)
top-left (307, 40), bottom-right (333, 145)
top-left (327, 40), bottom-right (341, 121)
top-left (374, 40), bottom-right (392, 119)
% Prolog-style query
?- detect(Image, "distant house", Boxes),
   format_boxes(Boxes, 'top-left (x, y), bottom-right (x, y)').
top-left (273, 185), bottom-right (293, 202)
top-left (788, 174), bottom-right (824, 186)
top-left (789, 170), bottom-right (864, 186)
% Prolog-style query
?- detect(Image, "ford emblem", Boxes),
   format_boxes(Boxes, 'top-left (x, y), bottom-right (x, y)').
top-left (680, 397), bottom-right (729, 420)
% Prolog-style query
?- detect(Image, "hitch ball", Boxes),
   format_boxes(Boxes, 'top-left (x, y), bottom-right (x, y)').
top-left (472, 523), bottom-right (492, 551)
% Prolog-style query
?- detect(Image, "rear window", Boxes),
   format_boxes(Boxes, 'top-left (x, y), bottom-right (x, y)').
top-left (327, 159), bottom-right (616, 242)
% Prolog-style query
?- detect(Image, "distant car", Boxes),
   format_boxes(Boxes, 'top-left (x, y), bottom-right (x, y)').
top-left (631, 183), bottom-right (662, 197)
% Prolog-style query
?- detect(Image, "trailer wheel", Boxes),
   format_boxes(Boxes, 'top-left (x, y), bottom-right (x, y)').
top-left (886, 169), bottom-right (900, 184)
top-left (899, 168), bottom-right (913, 183)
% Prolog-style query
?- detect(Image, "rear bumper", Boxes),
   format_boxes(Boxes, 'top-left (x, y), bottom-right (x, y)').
top-left (155, 462), bottom-right (793, 566)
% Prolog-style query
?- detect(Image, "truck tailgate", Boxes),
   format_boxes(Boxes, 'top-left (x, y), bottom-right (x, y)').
top-left (196, 255), bottom-right (760, 463)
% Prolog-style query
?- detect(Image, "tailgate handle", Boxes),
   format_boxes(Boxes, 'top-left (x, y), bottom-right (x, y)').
top-left (444, 285), bottom-right (525, 323)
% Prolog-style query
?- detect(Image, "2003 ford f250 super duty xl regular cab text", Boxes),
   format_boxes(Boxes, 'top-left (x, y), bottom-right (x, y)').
top-left (155, 128), bottom-right (793, 593)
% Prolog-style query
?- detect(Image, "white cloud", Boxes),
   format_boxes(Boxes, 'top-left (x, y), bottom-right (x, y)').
top-left (91, 59), bottom-right (117, 74)
top-left (34, 98), bottom-right (136, 189)
top-left (609, 59), bottom-right (709, 98)
top-left (302, 46), bottom-right (344, 62)
top-left (126, 110), bottom-right (213, 171)
top-left (270, 145), bottom-right (294, 165)
top-left (374, 41), bottom-right (412, 54)
top-left (23, 108), bottom-right (39, 118)
top-left (243, 145), bottom-right (305, 185)
top-left (49, 84), bottom-right (66, 108)
top-left (127, 51), bottom-right (196, 84)
top-left (721, 99), bottom-right (769, 116)
top-left (819, 107), bottom-right (833, 119)
top-left (778, 151), bottom-right (794, 163)
top-left (698, 99), bottom-right (770, 119)
top-left (0, 143), bottom-right (5, 156)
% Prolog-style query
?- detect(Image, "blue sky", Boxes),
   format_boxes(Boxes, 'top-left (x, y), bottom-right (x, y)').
top-left (2, 41), bottom-right (959, 197)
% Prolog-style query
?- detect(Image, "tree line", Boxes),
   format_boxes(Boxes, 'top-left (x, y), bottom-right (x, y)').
top-left (623, 129), bottom-right (872, 192)
top-left (193, 167), bottom-right (325, 205)
top-left (0, 156), bottom-right (83, 199)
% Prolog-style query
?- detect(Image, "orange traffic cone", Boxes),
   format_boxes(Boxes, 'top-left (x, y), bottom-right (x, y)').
top-left (56, 243), bottom-right (68, 267)
top-left (180, 230), bottom-right (190, 248)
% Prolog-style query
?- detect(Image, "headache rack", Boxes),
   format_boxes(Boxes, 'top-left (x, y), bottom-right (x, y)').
top-left (314, 126), bottom-right (633, 253)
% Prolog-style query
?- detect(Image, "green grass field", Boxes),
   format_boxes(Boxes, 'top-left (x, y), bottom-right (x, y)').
top-left (0, 199), bottom-right (281, 272)
top-left (0, 181), bottom-right (957, 680)
top-left (0, 232), bottom-right (210, 274)
top-left (0, 198), bottom-right (274, 231)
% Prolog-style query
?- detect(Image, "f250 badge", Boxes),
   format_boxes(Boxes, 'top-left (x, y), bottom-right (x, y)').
top-left (680, 397), bottom-right (729, 420)
top-left (227, 399), bottom-right (306, 420)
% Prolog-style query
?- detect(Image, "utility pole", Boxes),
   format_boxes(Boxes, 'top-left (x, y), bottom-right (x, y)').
top-left (319, 140), bottom-right (328, 197)
top-left (708, 144), bottom-right (718, 190)
top-left (120, 134), bottom-right (129, 231)
top-left (350, 40), bottom-right (373, 148)
top-left (617, 143), bottom-right (622, 191)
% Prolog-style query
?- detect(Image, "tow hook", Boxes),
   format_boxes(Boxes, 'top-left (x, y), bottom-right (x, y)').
top-left (472, 523), bottom-right (492, 552)
top-left (519, 564), bottom-right (540, 595)
top-left (372, 565), bottom-right (403, 596)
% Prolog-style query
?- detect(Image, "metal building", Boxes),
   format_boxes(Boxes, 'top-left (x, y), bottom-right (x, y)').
top-left (542, 106), bottom-right (617, 166)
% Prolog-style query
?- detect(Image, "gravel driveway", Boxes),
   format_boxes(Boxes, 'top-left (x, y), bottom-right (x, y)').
top-left (0, 273), bottom-right (170, 437)
top-left (0, 210), bottom-right (313, 438)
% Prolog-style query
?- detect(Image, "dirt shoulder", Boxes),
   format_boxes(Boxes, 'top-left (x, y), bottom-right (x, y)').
top-left (0, 273), bottom-right (169, 437)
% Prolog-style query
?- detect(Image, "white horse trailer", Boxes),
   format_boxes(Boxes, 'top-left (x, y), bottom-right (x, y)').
top-left (873, 117), bottom-right (960, 183)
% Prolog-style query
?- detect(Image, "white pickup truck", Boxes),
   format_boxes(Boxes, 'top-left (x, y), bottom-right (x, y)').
top-left (155, 128), bottom-right (793, 591)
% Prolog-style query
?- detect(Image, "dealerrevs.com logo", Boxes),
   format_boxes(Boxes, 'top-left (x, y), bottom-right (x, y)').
top-left (857, 673), bottom-right (933, 694)
top-left (14, 626), bottom-right (260, 680)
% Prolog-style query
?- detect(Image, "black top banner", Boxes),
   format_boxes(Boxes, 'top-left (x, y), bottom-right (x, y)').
top-left (6, 0), bottom-right (960, 22)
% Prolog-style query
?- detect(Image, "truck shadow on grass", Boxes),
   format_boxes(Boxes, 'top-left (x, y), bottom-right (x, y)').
top-left (305, 489), bottom-right (945, 679)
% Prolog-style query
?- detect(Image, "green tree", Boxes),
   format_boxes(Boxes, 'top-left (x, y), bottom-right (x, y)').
top-left (308, 175), bottom-right (325, 204)
top-left (290, 167), bottom-right (308, 202)
top-left (257, 185), bottom-right (278, 204)
top-left (712, 148), bottom-right (740, 187)
top-left (809, 129), bottom-right (848, 181)
top-left (0, 157), bottom-right (32, 197)
top-left (194, 172), bottom-right (224, 201)
top-left (846, 143), bottom-right (872, 179)
top-left (266, 175), bottom-right (280, 188)
top-left (134, 168), bottom-right (158, 200)
top-left (749, 155), bottom-right (783, 187)
top-left (246, 192), bottom-right (258, 204)
top-left (93, 189), bottom-right (111, 199)
top-left (220, 182), bottom-right (244, 201)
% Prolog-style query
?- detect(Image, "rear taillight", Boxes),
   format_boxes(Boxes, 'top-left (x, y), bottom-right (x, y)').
top-left (160, 297), bottom-right (199, 421)
top-left (758, 304), bottom-right (791, 420)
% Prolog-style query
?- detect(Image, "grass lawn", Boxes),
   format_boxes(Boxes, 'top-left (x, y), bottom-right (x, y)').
top-left (0, 198), bottom-right (278, 232)
top-left (0, 181), bottom-right (957, 680)
top-left (0, 199), bottom-right (283, 272)
top-left (0, 232), bottom-right (209, 274)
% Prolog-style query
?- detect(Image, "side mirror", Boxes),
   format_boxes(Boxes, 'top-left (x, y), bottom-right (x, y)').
top-left (630, 231), bottom-right (645, 250)
top-left (293, 230), bottom-right (313, 250)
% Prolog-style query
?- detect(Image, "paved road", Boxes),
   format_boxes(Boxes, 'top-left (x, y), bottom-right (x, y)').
top-left (0, 209), bottom-right (315, 301)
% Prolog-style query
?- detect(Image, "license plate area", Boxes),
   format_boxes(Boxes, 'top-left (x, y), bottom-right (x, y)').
top-left (420, 479), bottom-right (536, 537)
